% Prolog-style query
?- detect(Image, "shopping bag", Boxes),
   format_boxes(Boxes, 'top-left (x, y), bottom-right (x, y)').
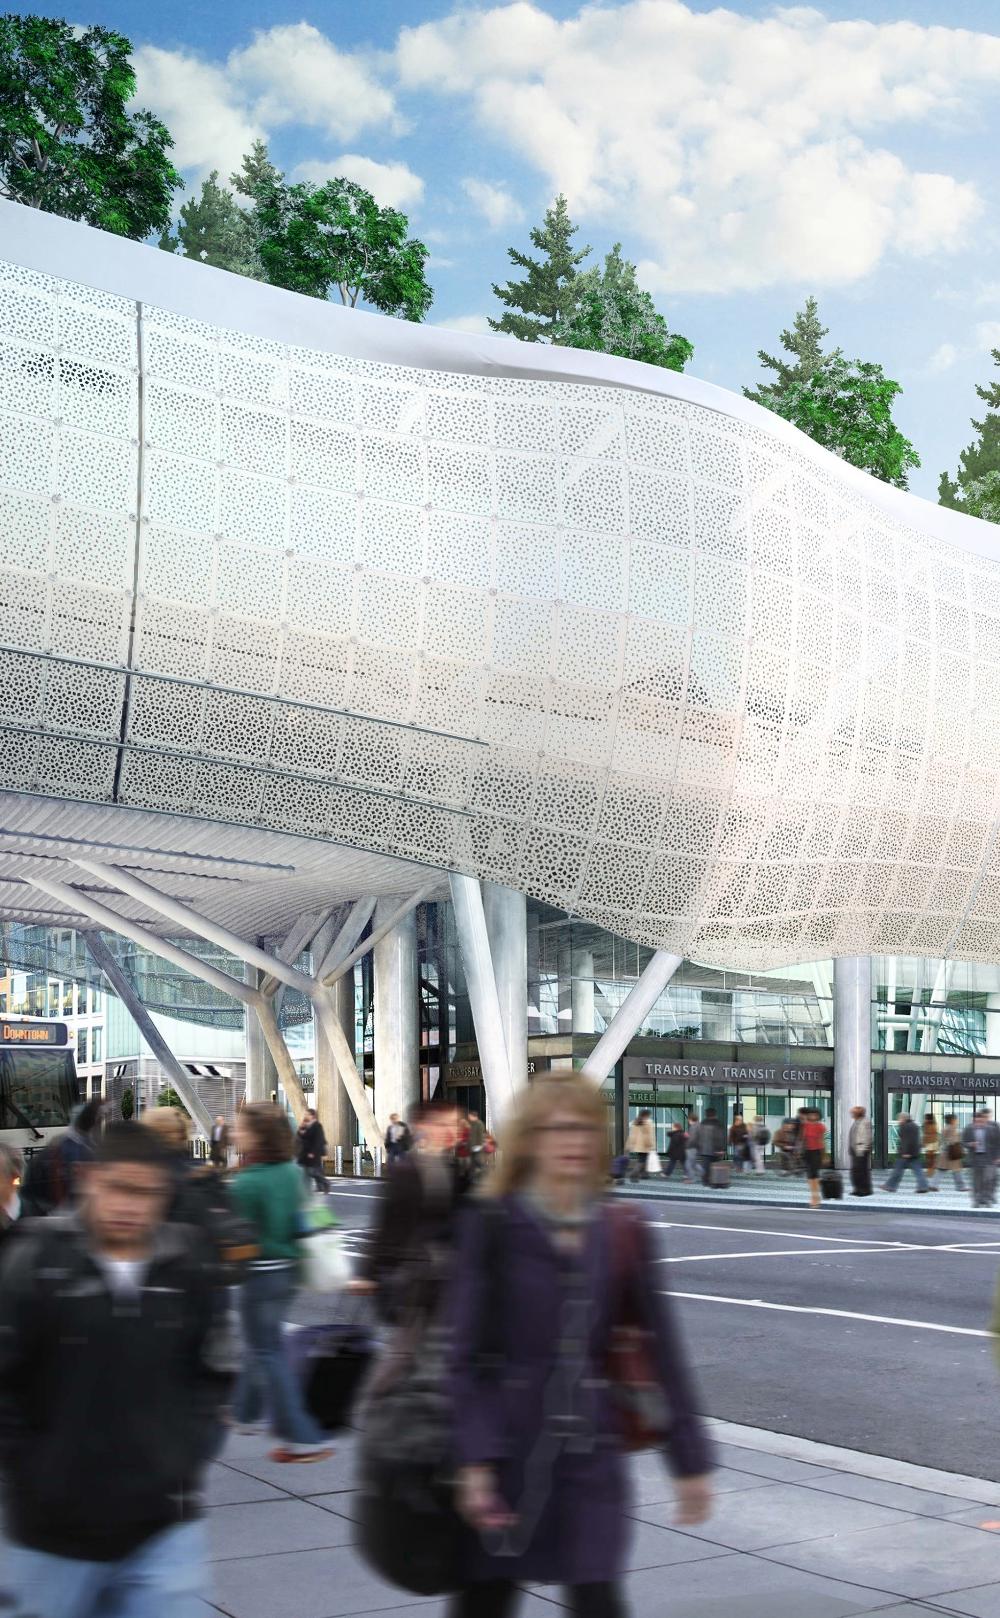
top-left (646, 1150), bottom-right (662, 1175)
top-left (297, 1204), bottom-right (351, 1293)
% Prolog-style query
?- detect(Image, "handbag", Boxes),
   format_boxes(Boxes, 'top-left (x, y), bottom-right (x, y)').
top-left (605, 1207), bottom-right (671, 1452)
top-left (948, 1141), bottom-right (964, 1162)
top-left (297, 1204), bottom-right (351, 1293)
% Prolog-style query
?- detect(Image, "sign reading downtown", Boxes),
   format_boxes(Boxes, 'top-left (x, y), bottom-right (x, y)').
top-left (623, 1057), bottom-right (833, 1089)
top-left (0, 1020), bottom-right (67, 1046)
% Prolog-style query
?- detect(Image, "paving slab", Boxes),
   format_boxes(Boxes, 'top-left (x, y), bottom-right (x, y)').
top-left (208, 1543), bottom-right (436, 1618)
top-left (627, 1457), bottom-right (776, 1506)
top-left (763, 1515), bottom-right (1000, 1600)
top-left (702, 1438), bottom-right (839, 1484)
top-left (220, 1441), bottom-right (359, 1497)
top-left (203, 1462), bottom-right (287, 1507)
top-left (618, 1552), bottom-right (897, 1616)
top-left (205, 1498), bottom-right (354, 1562)
top-left (795, 1470), bottom-right (992, 1520)
top-left (634, 1479), bottom-right (917, 1552)
top-left (920, 1582), bottom-right (1000, 1615)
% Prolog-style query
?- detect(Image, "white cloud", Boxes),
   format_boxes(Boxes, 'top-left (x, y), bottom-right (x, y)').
top-left (977, 322), bottom-right (1000, 351)
top-left (134, 46), bottom-right (263, 181)
top-left (397, 2), bottom-right (999, 293)
top-left (461, 177), bottom-right (525, 229)
top-left (435, 313), bottom-right (494, 335)
top-left (926, 342), bottom-right (958, 374)
top-left (230, 24), bottom-right (398, 139)
top-left (293, 155), bottom-right (424, 210)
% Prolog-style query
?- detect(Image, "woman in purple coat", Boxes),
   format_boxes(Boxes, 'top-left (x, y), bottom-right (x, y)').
top-left (446, 1078), bottom-right (714, 1617)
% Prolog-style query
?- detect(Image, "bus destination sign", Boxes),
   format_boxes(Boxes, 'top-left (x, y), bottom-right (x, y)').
top-left (0, 1020), bottom-right (67, 1046)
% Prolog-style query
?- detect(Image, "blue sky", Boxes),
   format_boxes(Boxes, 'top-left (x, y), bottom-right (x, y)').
top-left (28, 0), bottom-right (1000, 498)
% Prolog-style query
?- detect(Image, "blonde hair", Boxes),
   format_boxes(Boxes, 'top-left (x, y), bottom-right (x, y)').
top-left (142, 1105), bottom-right (190, 1152)
top-left (489, 1076), bottom-right (610, 1196)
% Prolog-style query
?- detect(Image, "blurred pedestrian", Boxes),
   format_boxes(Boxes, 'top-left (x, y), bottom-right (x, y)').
top-left (663, 1121), bottom-right (688, 1178)
top-left (209, 1115), bottom-right (229, 1169)
top-left (143, 1107), bottom-right (256, 1284)
top-left (801, 1108), bottom-right (827, 1210)
top-left (962, 1110), bottom-right (1000, 1208)
top-left (684, 1110), bottom-right (700, 1181)
top-left (0, 1143), bottom-right (22, 1249)
top-left (19, 1097), bottom-right (103, 1216)
top-left (296, 1107), bottom-right (328, 1195)
top-left (0, 1123), bottom-right (229, 1617)
top-left (229, 1103), bottom-right (333, 1463)
top-left (922, 1113), bottom-right (940, 1181)
top-left (884, 1113), bottom-right (934, 1194)
top-left (749, 1116), bottom-right (769, 1173)
top-left (385, 1112), bottom-right (412, 1163)
top-left (939, 1114), bottom-right (966, 1192)
top-left (624, 1110), bottom-right (655, 1183)
top-left (355, 1100), bottom-right (467, 1323)
top-left (848, 1105), bottom-right (873, 1197)
top-left (697, 1107), bottom-right (725, 1186)
top-left (445, 1078), bottom-right (714, 1616)
top-left (728, 1114), bottom-right (749, 1173)
top-left (774, 1117), bottom-right (797, 1174)
top-left (467, 1110), bottom-right (487, 1176)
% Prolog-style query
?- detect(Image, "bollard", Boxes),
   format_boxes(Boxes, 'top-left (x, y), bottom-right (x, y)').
top-left (335, 1145), bottom-right (343, 1177)
top-left (353, 1145), bottom-right (362, 1177)
top-left (373, 1147), bottom-right (382, 1179)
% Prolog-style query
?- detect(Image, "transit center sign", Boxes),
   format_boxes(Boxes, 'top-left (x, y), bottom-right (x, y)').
top-left (623, 1057), bottom-right (833, 1089)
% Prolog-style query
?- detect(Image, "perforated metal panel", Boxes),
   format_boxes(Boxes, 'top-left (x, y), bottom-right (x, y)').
top-left (3, 244), bottom-right (1000, 968)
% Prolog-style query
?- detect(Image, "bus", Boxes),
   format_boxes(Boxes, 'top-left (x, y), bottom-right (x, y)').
top-left (0, 1016), bottom-right (80, 1152)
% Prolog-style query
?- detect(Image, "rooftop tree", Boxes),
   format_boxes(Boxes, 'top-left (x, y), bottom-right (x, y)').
top-left (558, 243), bottom-right (693, 371)
top-left (490, 193), bottom-right (590, 341)
top-left (940, 348), bottom-right (1000, 519)
top-left (158, 169), bottom-right (257, 276)
top-left (0, 14), bottom-right (181, 237)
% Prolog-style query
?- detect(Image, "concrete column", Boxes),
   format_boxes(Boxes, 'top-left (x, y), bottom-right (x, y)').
top-left (373, 897), bottom-right (420, 1130)
top-left (833, 954), bottom-right (873, 1169)
top-left (571, 945), bottom-right (596, 1036)
top-left (245, 965), bottom-right (277, 1103)
top-left (316, 969), bottom-right (359, 1150)
top-left (483, 882), bottom-right (528, 1089)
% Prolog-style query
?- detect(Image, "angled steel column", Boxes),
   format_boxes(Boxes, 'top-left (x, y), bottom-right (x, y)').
top-left (73, 859), bottom-right (382, 1150)
top-left (321, 885), bottom-right (436, 986)
top-left (580, 951), bottom-right (682, 1084)
top-left (833, 955), bottom-right (873, 1170)
top-left (245, 964), bottom-right (278, 1103)
top-left (483, 882), bottom-right (528, 1091)
top-left (83, 930), bottom-right (214, 1139)
top-left (373, 896), bottom-right (420, 1129)
top-left (449, 873), bottom-right (513, 1123)
top-left (315, 898), bottom-right (377, 981)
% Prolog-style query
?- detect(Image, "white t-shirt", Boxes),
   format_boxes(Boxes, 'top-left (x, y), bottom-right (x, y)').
top-left (96, 1257), bottom-right (148, 1294)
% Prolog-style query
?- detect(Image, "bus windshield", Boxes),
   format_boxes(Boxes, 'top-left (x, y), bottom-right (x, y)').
top-left (0, 1049), bottom-right (79, 1131)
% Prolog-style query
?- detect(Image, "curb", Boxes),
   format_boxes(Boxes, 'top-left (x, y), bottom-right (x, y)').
top-left (708, 1417), bottom-right (1000, 1502)
top-left (615, 1184), bottom-right (1000, 1219)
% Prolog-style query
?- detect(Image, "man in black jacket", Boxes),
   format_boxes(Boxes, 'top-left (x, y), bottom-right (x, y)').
top-left (296, 1107), bottom-right (328, 1194)
top-left (962, 1110), bottom-right (1000, 1207)
top-left (0, 1123), bottom-right (230, 1617)
top-left (883, 1112), bottom-right (934, 1194)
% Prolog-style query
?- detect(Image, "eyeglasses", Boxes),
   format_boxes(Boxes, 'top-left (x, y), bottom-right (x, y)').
top-left (535, 1122), bottom-right (604, 1136)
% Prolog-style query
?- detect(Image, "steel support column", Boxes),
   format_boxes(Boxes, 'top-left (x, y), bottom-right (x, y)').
top-left (83, 931), bottom-right (214, 1139)
top-left (833, 954), bottom-right (873, 1170)
top-left (482, 882), bottom-right (528, 1091)
top-left (373, 896), bottom-right (420, 1129)
top-left (580, 951), bottom-right (682, 1084)
top-left (449, 872), bottom-right (513, 1123)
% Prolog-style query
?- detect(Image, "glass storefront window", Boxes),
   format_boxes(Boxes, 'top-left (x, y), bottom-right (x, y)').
top-left (91, 1026), bottom-right (102, 1064)
top-left (76, 1028), bottom-right (87, 1065)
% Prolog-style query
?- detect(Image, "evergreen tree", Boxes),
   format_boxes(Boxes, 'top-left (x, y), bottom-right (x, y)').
top-left (744, 296), bottom-right (829, 407)
top-left (231, 139), bottom-right (283, 207)
top-left (158, 170), bottom-right (257, 276)
top-left (939, 349), bottom-right (1000, 515)
top-left (746, 299), bottom-right (919, 489)
top-left (961, 472), bottom-right (1000, 523)
top-left (558, 243), bottom-right (693, 372)
top-left (490, 194), bottom-right (590, 341)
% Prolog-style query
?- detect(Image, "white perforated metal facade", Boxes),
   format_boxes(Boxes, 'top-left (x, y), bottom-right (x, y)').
top-left (2, 204), bottom-right (1000, 969)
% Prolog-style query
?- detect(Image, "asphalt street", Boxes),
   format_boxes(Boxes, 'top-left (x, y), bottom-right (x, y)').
top-left (318, 1181), bottom-right (1000, 1482)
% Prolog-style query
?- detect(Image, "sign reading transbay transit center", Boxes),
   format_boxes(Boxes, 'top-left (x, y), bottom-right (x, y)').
top-left (624, 1057), bottom-right (833, 1088)
top-left (889, 1072), bottom-right (1000, 1094)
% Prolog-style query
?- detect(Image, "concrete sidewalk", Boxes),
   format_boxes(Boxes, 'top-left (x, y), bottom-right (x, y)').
top-left (186, 1420), bottom-right (1000, 1617)
top-left (618, 1169), bottom-right (1000, 1217)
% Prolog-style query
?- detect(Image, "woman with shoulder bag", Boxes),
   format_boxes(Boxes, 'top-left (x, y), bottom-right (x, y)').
top-left (939, 1114), bottom-right (966, 1192)
top-left (446, 1078), bottom-right (714, 1618)
top-left (228, 1103), bottom-right (333, 1464)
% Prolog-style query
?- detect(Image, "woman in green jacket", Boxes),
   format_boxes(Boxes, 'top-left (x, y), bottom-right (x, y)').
top-left (229, 1103), bottom-right (332, 1463)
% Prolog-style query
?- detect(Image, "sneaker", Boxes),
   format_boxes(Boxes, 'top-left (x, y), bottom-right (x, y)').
top-left (269, 1445), bottom-right (334, 1464)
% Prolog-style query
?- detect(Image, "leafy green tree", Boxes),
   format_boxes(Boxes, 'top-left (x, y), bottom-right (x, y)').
top-left (0, 15), bottom-right (181, 237)
top-left (558, 243), bottom-right (693, 372)
top-left (247, 170), bottom-right (432, 318)
top-left (744, 297), bottom-right (828, 408)
top-left (768, 355), bottom-right (920, 489)
top-left (156, 1086), bottom-right (184, 1109)
top-left (490, 194), bottom-right (590, 341)
top-left (961, 472), bottom-right (1000, 523)
top-left (939, 349), bottom-right (1000, 516)
top-left (158, 170), bottom-right (257, 276)
top-left (746, 300), bottom-right (919, 488)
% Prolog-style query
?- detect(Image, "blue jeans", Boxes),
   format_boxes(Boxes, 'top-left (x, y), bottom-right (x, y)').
top-left (885, 1154), bottom-right (929, 1191)
top-left (1, 1520), bottom-right (206, 1618)
top-left (232, 1264), bottom-right (325, 1445)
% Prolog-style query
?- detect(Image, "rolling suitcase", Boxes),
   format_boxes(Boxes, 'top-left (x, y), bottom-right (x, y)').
top-left (288, 1323), bottom-right (374, 1432)
top-left (820, 1169), bottom-right (844, 1201)
top-left (709, 1160), bottom-right (731, 1188)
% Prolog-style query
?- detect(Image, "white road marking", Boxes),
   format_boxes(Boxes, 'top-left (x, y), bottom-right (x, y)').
top-left (648, 1217), bottom-right (991, 1250)
top-left (665, 1289), bottom-right (994, 1338)
top-left (654, 1247), bottom-right (923, 1264)
top-left (322, 1188), bottom-right (382, 1199)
